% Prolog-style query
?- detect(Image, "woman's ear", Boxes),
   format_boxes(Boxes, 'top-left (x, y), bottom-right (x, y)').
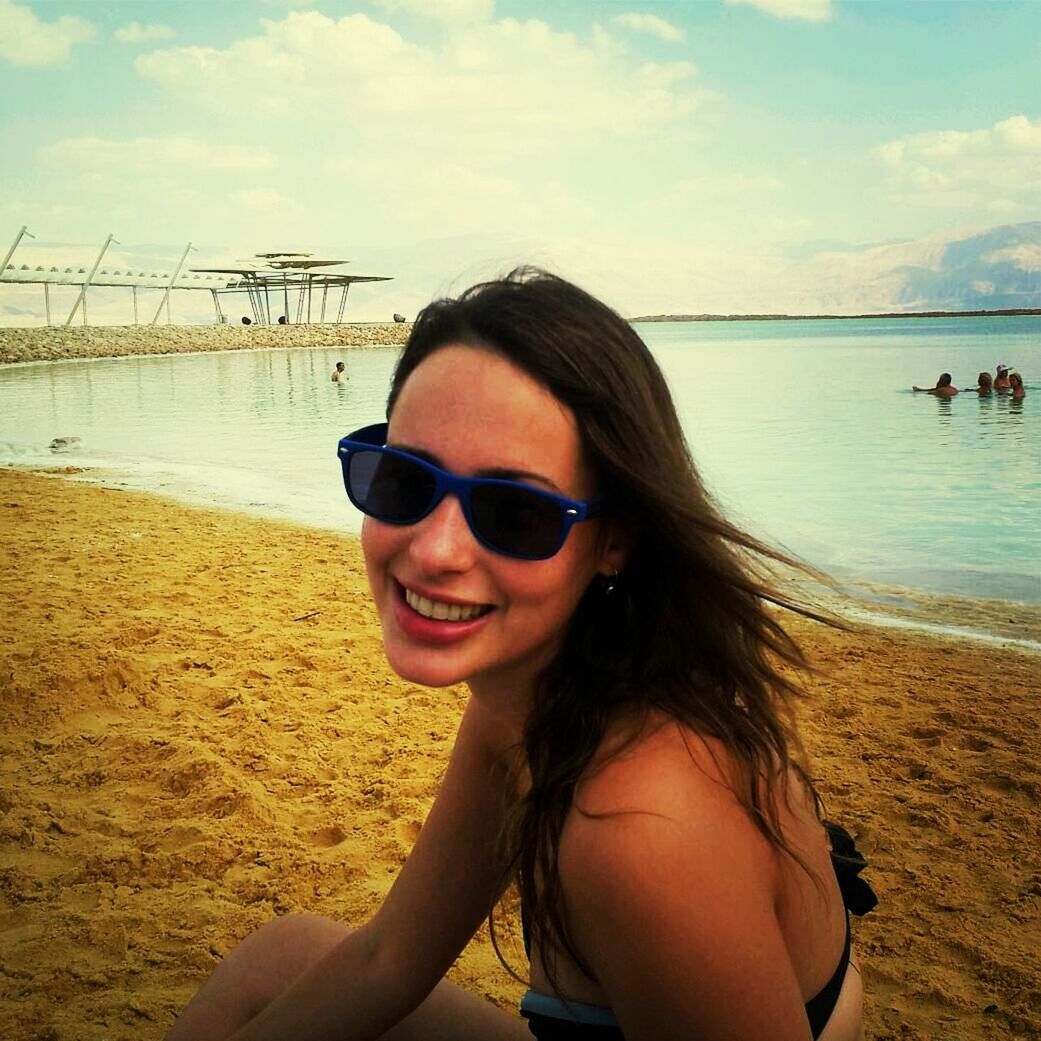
top-left (596, 522), bottom-right (632, 579)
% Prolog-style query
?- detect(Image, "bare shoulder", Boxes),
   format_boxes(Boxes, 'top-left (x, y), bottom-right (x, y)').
top-left (572, 715), bottom-right (758, 828)
top-left (562, 714), bottom-right (778, 893)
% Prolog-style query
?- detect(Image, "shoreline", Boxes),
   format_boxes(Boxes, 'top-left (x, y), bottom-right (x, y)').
top-left (0, 322), bottom-right (411, 365)
top-left (2, 468), bottom-right (1038, 1040)
top-left (12, 463), bottom-right (1041, 650)
top-left (631, 308), bottom-right (1041, 323)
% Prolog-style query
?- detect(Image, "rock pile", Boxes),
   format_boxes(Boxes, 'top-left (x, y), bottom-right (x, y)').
top-left (0, 322), bottom-right (411, 365)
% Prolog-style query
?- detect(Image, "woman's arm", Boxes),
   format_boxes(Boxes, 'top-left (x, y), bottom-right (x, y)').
top-left (559, 729), bottom-right (816, 1041)
top-left (230, 696), bottom-right (518, 1041)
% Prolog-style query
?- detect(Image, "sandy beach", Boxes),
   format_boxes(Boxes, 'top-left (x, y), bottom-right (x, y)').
top-left (1, 468), bottom-right (1038, 1041)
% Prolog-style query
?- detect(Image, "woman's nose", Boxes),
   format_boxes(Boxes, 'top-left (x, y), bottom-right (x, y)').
top-left (407, 493), bottom-right (478, 573)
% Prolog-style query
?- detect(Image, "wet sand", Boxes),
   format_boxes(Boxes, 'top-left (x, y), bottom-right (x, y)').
top-left (1, 469), bottom-right (1038, 1040)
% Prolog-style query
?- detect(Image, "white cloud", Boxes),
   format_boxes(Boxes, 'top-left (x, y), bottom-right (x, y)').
top-left (374, 0), bottom-right (495, 23)
top-left (0, 0), bottom-right (96, 67)
top-left (984, 244), bottom-right (1041, 272)
top-left (611, 13), bottom-right (686, 43)
top-left (114, 22), bottom-right (176, 44)
top-left (993, 114), bottom-right (1041, 152)
top-left (136, 12), bottom-right (421, 115)
top-left (134, 10), bottom-right (712, 147)
top-left (41, 136), bottom-right (273, 175)
top-left (10, 9), bottom-right (723, 254)
top-left (874, 115), bottom-right (1041, 211)
top-left (725, 0), bottom-right (832, 22)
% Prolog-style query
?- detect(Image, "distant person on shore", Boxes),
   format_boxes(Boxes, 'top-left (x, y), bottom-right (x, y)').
top-left (1009, 372), bottom-right (1025, 399)
top-left (994, 364), bottom-right (1012, 391)
top-left (278, 315), bottom-right (289, 325)
top-left (331, 361), bottom-right (346, 382)
top-left (966, 371), bottom-right (993, 395)
top-left (913, 373), bottom-right (958, 397)
top-left (241, 316), bottom-right (252, 326)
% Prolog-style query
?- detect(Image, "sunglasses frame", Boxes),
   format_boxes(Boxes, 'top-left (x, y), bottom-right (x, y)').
top-left (337, 423), bottom-right (601, 560)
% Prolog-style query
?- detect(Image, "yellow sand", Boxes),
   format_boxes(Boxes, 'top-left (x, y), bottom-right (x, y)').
top-left (1, 469), bottom-right (1038, 1040)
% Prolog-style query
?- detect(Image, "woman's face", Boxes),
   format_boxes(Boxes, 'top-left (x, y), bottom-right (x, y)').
top-left (361, 344), bottom-right (617, 701)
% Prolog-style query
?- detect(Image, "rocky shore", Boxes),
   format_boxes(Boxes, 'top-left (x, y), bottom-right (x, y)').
top-left (0, 322), bottom-right (411, 365)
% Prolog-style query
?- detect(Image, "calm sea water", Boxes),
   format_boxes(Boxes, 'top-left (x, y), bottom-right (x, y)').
top-left (2, 315), bottom-right (1038, 606)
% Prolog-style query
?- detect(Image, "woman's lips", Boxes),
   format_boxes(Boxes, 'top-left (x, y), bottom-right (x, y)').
top-left (392, 582), bottom-right (495, 644)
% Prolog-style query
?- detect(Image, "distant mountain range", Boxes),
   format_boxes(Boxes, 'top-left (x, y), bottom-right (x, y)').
top-left (772, 220), bottom-right (1041, 316)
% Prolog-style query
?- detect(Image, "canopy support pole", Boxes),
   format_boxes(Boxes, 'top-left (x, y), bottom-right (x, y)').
top-left (151, 242), bottom-right (193, 325)
top-left (1, 225), bottom-right (34, 279)
top-left (65, 233), bottom-right (116, 327)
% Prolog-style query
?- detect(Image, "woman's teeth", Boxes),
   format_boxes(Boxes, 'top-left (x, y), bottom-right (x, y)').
top-left (405, 589), bottom-right (489, 622)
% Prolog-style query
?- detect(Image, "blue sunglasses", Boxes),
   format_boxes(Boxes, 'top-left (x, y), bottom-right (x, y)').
top-left (337, 423), bottom-right (601, 560)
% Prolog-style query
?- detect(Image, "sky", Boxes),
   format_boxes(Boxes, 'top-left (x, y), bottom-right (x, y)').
top-left (1, 0), bottom-right (1040, 321)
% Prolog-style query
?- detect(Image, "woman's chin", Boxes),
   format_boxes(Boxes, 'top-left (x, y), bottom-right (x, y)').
top-left (381, 637), bottom-right (471, 689)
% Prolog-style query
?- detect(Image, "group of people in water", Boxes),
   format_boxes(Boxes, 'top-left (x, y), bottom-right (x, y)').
top-left (913, 362), bottom-right (1026, 399)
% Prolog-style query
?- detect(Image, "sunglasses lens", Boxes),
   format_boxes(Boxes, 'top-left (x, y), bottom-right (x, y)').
top-left (348, 450), bottom-right (435, 523)
top-left (471, 484), bottom-right (566, 558)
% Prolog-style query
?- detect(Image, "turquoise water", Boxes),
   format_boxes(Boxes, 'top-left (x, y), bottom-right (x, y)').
top-left (1, 315), bottom-right (1038, 605)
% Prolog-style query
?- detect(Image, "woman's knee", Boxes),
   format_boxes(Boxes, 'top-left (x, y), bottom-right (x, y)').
top-left (167, 914), bottom-right (353, 1039)
top-left (233, 913), bottom-right (353, 982)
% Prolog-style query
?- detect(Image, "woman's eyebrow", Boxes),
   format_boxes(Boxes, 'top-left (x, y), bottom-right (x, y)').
top-left (390, 442), bottom-right (441, 467)
top-left (478, 467), bottom-right (564, 494)
top-left (389, 442), bottom-right (564, 494)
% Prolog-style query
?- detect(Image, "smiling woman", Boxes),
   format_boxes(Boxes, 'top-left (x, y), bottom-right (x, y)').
top-left (163, 268), bottom-right (875, 1041)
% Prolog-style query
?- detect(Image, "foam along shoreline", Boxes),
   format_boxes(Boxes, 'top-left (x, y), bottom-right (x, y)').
top-left (831, 580), bottom-right (1041, 651)
top-left (0, 322), bottom-right (411, 365)
top-left (843, 605), bottom-right (1041, 654)
top-left (2, 466), bottom-right (1040, 1040)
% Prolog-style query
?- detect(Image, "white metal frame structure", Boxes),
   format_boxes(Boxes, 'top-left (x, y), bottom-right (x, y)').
top-left (1, 233), bottom-right (393, 327)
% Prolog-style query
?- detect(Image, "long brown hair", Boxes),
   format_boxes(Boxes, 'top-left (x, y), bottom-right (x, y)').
top-left (387, 267), bottom-right (837, 984)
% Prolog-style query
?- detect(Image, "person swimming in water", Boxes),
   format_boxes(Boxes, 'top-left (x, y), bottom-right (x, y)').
top-left (913, 373), bottom-right (958, 397)
top-left (966, 371), bottom-right (993, 395)
top-left (1009, 372), bottom-right (1025, 399)
top-left (166, 269), bottom-right (874, 1041)
top-left (994, 364), bottom-right (1012, 391)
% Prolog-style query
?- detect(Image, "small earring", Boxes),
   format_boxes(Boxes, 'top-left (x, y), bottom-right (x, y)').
top-left (603, 567), bottom-right (619, 596)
